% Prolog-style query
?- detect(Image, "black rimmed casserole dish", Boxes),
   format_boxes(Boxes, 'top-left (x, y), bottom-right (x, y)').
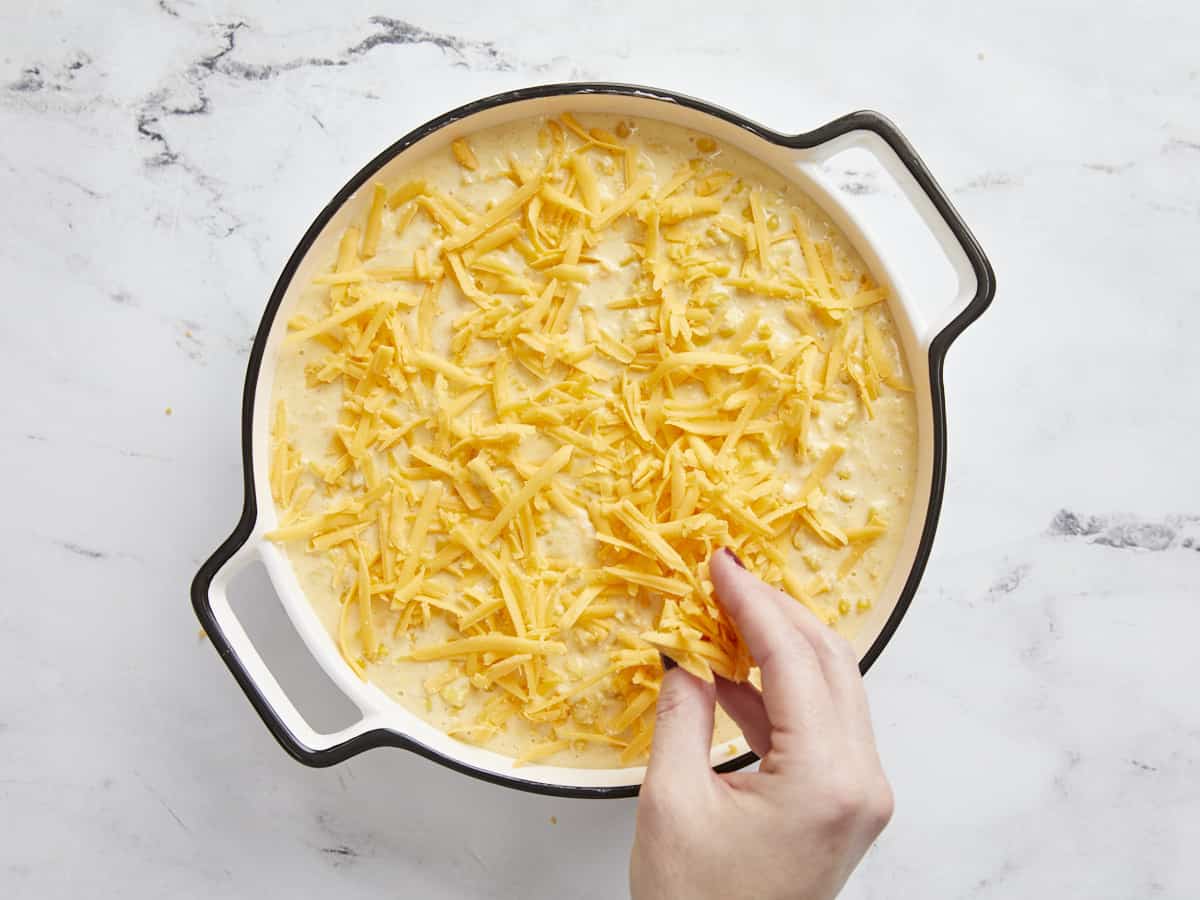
top-left (192, 82), bottom-right (996, 798)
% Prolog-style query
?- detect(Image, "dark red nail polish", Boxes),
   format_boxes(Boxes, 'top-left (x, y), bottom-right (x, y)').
top-left (724, 548), bottom-right (745, 569)
top-left (660, 652), bottom-right (677, 671)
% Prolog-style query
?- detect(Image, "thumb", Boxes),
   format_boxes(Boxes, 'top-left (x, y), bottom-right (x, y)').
top-left (644, 660), bottom-right (717, 788)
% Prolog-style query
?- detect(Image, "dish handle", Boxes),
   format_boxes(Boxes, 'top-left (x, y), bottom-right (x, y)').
top-left (800, 111), bottom-right (997, 353)
top-left (192, 536), bottom-right (388, 765)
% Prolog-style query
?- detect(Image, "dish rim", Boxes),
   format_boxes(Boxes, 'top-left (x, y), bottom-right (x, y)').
top-left (191, 81), bottom-right (996, 798)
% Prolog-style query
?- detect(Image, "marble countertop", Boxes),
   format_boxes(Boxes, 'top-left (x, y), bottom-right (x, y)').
top-left (3, 1), bottom-right (1198, 897)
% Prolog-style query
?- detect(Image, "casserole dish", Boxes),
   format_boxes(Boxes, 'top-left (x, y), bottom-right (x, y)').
top-left (191, 83), bottom-right (995, 798)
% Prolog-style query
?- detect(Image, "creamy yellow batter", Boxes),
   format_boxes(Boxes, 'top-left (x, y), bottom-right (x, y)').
top-left (268, 113), bottom-right (917, 767)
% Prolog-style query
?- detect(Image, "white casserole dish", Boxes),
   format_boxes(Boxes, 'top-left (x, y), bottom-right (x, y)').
top-left (192, 83), bottom-right (995, 798)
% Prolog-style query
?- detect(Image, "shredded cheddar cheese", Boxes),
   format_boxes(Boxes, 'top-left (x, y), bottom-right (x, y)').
top-left (451, 138), bottom-right (479, 171)
top-left (268, 112), bottom-right (916, 767)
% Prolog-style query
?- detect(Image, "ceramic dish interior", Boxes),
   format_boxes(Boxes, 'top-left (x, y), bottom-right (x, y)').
top-left (192, 83), bottom-right (995, 798)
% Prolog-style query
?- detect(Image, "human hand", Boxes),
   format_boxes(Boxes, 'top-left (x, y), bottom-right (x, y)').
top-left (629, 548), bottom-right (893, 900)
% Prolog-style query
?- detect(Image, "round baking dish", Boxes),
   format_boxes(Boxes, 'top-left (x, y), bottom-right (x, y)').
top-left (192, 83), bottom-right (995, 798)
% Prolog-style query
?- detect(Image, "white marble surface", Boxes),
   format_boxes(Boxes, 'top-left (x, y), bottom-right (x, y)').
top-left (3, 1), bottom-right (1199, 897)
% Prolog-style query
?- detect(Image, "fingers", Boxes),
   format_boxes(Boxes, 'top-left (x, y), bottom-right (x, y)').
top-left (774, 597), bottom-right (877, 752)
top-left (714, 676), bottom-right (771, 757)
top-left (645, 665), bottom-right (717, 788)
top-left (709, 548), bottom-right (833, 737)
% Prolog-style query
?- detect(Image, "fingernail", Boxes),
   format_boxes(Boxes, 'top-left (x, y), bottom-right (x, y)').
top-left (660, 652), bottom-right (677, 671)
top-left (724, 548), bottom-right (745, 569)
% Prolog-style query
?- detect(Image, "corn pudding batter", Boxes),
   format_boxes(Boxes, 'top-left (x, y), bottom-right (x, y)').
top-left (268, 113), bottom-right (917, 767)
